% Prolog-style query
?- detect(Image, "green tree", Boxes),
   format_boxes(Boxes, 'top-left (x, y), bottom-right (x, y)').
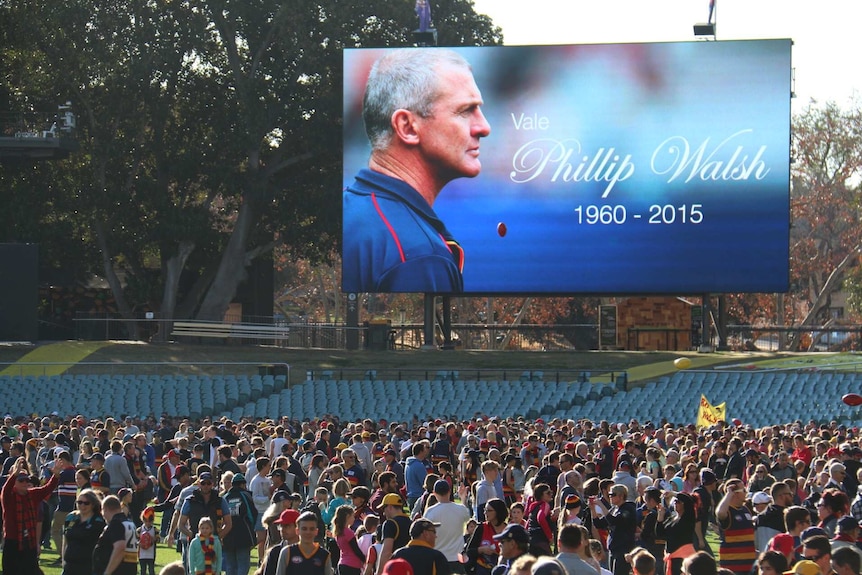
top-left (0, 0), bottom-right (502, 334)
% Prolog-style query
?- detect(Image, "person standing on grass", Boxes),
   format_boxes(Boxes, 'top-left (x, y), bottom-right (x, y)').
top-left (1, 455), bottom-right (66, 575)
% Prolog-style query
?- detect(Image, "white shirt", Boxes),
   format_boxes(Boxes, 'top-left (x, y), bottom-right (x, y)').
top-left (424, 500), bottom-right (472, 562)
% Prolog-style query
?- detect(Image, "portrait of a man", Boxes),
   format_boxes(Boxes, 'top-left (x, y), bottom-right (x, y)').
top-left (342, 48), bottom-right (491, 293)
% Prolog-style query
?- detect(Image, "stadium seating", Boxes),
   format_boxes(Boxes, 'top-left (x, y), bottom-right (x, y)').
top-left (0, 369), bottom-right (860, 427)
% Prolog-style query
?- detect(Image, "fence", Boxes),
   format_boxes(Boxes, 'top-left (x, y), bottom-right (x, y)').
top-left (71, 313), bottom-right (862, 352)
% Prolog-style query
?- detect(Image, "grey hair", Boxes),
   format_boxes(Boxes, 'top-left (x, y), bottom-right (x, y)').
top-left (363, 48), bottom-right (471, 151)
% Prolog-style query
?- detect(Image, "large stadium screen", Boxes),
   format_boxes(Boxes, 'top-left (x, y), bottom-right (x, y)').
top-left (342, 40), bottom-right (792, 294)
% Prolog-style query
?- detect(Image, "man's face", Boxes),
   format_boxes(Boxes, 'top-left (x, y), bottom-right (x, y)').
top-left (802, 545), bottom-right (831, 575)
top-left (199, 478), bottom-right (214, 494)
top-left (498, 537), bottom-right (520, 559)
top-left (415, 64), bottom-right (490, 185)
top-left (280, 522), bottom-right (297, 542)
top-left (13, 475), bottom-right (29, 495)
top-left (297, 520), bottom-right (318, 543)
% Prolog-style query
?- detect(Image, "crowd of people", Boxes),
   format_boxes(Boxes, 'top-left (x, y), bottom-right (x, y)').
top-left (2, 411), bottom-right (862, 575)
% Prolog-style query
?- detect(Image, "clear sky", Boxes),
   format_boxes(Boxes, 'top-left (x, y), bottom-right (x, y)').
top-left (471, 0), bottom-right (860, 113)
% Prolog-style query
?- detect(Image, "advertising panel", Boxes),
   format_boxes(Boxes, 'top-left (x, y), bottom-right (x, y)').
top-left (343, 41), bottom-right (791, 294)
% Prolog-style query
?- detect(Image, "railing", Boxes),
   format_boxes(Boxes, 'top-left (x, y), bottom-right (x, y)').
top-left (302, 367), bottom-right (626, 386)
top-left (69, 313), bottom-right (862, 352)
top-left (725, 325), bottom-right (862, 352)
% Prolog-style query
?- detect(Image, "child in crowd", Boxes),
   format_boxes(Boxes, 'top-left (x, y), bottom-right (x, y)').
top-left (188, 516), bottom-right (222, 575)
top-left (138, 507), bottom-right (160, 575)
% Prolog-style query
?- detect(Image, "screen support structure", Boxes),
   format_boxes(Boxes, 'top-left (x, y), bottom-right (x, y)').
top-left (422, 294), bottom-right (436, 349)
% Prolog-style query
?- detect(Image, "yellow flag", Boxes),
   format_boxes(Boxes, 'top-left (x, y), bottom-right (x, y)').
top-left (696, 394), bottom-right (726, 429)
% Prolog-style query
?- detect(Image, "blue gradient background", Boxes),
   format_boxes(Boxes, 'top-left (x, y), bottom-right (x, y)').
top-left (343, 41), bottom-right (791, 294)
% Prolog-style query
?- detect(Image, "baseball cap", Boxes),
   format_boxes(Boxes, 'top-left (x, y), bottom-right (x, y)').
top-left (837, 515), bottom-right (860, 532)
top-left (409, 518), bottom-right (441, 539)
top-left (381, 493), bottom-right (404, 508)
top-left (797, 526), bottom-right (827, 549)
top-left (271, 491), bottom-right (291, 504)
top-left (699, 469), bottom-right (717, 485)
top-left (90, 452), bottom-right (105, 461)
top-left (493, 523), bottom-right (529, 544)
top-left (270, 469), bottom-right (286, 480)
top-left (231, 473), bottom-right (247, 485)
top-left (173, 465), bottom-right (189, 479)
top-left (784, 560), bottom-right (820, 575)
top-left (274, 509), bottom-right (300, 525)
top-left (751, 492), bottom-right (771, 505)
top-left (382, 559), bottom-right (414, 575)
top-left (533, 559), bottom-right (566, 575)
top-left (768, 533), bottom-right (795, 556)
top-left (198, 472), bottom-right (214, 482)
top-left (168, 449), bottom-right (181, 459)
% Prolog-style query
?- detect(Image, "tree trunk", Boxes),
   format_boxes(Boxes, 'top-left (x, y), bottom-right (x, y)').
top-left (156, 240), bottom-right (195, 341)
top-left (93, 219), bottom-right (139, 340)
top-left (196, 195), bottom-right (259, 321)
top-left (788, 244), bottom-right (861, 351)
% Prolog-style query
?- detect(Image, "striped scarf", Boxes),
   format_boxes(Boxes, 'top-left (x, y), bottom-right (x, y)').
top-left (14, 489), bottom-right (39, 550)
top-left (200, 536), bottom-right (216, 574)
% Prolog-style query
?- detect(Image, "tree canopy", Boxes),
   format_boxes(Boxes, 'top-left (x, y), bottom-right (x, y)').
top-left (0, 0), bottom-right (502, 329)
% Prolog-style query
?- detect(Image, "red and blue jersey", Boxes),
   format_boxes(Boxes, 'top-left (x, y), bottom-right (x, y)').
top-left (343, 169), bottom-right (464, 293)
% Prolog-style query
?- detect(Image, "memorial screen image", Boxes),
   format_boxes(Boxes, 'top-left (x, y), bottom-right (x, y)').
top-left (342, 40), bottom-right (792, 294)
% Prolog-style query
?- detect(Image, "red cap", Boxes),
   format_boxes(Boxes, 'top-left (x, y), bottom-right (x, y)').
top-left (382, 559), bottom-right (414, 575)
top-left (768, 533), bottom-right (794, 556)
top-left (274, 509), bottom-right (300, 525)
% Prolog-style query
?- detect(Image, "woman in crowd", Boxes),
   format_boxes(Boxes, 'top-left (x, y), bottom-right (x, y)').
top-left (817, 488), bottom-right (850, 537)
top-left (307, 453), bottom-right (328, 496)
top-left (526, 483), bottom-right (555, 557)
top-left (464, 498), bottom-right (509, 575)
top-left (322, 478), bottom-right (351, 527)
top-left (261, 491), bottom-right (292, 550)
top-left (77, 440), bottom-right (94, 468)
top-left (333, 504), bottom-right (365, 575)
top-left (61, 488), bottom-right (106, 575)
top-left (656, 491), bottom-right (698, 575)
top-left (681, 464), bottom-right (700, 494)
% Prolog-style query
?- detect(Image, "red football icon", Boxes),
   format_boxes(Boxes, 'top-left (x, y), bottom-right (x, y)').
top-left (497, 222), bottom-right (507, 237)
top-left (843, 393), bottom-right (862, 407)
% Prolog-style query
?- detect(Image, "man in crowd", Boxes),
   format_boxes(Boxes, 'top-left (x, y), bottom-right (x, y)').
top-left (392, 518), bottom-right (450, 575)
top-left (423, 479), bottom-right (470, 574)
top-left (717, 478), bottom-right (756, 575)
top-left (490, 524), bottom-right (530, 575)
top-left (92, 494), bottom-right (138, 575)
top-left (1, 455), bottom-right (66, 574)
top-left (262, 509), bottom-right (300, 575)
top-left (556, 523), bottom-right (597, 575)
top-left (377, 493), bottom-right (413, 574)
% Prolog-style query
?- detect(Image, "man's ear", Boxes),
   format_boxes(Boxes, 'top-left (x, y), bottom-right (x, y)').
top-left (390, 109), bottom-right (421, 146)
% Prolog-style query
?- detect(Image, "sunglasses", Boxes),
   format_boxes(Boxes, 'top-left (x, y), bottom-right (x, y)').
top-left (76, 500), bottom-right (92, 505)
top-left (200, 481), bottom-right (213, 485)
top-left (803, 552), bottom-right (824, 562)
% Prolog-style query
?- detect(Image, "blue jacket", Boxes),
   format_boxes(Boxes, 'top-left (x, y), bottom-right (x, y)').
top-left (405, 456), bottom-right (428, 499)
top-left (343, 169), bottom-right (464, 293)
